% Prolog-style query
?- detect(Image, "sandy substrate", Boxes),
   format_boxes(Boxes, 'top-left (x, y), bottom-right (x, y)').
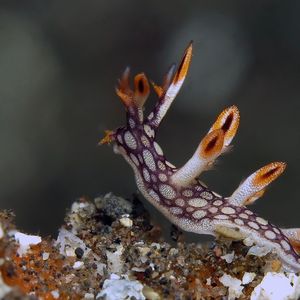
top-left (0, 193), bottom-right (299, 299)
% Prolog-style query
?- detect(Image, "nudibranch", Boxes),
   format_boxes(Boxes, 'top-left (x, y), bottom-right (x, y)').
top-left (101, 42), bottom-right (300, 272)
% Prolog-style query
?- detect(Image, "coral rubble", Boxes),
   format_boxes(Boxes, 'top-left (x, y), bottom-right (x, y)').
top-left (0, 194), bottom-right (299, 299)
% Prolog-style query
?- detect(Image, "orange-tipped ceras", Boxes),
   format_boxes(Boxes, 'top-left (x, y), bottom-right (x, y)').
top-left (101, 42), bottom-right (300, 272)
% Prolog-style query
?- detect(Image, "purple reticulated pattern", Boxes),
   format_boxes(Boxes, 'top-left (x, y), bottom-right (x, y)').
top-left (114, 121), bottom-right (300, 264)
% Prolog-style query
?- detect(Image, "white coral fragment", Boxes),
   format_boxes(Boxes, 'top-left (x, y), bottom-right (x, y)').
top-left (51, 290), bottom-right (60, 299)
top-left (221, 251), bottom-right (235, 263)
top-left (42, 252), bottom-right (50, 260)
top-left (119, 216), bottom-right (133, 228)
top-left (73, 261), bottom-right (84, 270)
top-left (96, 274), bottom-right (145, 300)
top-left (242, 272), bottom-right (256, 285)
top-left (250, 272), bottom-right (300, 300)
top-left (106, 245), bottom-right (124, 274)
top-left (55, 228), bottom-right (90, 257)
top-left (247, 245), bottom-right (272, 257)
top-left (13, 231), bottom-right (41, 256)
top-left (219, 273), bottom-right (244, 300)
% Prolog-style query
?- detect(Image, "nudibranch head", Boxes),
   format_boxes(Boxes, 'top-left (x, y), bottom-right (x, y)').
top-left (101, 42), bottom-right (300, 272)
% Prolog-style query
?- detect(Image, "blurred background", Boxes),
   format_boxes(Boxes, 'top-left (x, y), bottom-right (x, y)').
top-left (0, 0), bottom-right (299, 237)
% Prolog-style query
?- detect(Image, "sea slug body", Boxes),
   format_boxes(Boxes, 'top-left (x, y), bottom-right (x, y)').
top-left (101, 42), bottom-right (300, 272)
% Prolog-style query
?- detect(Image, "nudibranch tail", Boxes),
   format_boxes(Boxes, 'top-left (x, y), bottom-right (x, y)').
top-left (229, 162), bottom-right (286, 206)
top-left (102, 42), bottom-right (300, 272)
